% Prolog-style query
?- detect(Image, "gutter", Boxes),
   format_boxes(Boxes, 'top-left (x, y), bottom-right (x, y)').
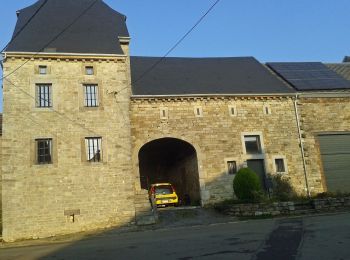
top-left (131, 93), bottom-right (296, 98)
top-left (3, 51), bottom-right (127, 58)
top-left (293, 94), bottom-right (311, 197)
top-left (297, 92), bottom-right (350, 98)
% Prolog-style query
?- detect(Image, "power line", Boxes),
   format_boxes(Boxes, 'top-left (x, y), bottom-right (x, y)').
top-left (1, 0), bottom-right (221, 137)
top-left (0, 0), bottom-right (49, 54)
top-left (1, 0), bottom-right (99, 81)
top-left (115, 0), bottom-right (221, 95)
top-left (4, 77), bottom-right (102, 137)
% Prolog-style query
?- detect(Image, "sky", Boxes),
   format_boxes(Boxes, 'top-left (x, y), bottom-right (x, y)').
top-left (1, 0), bottom-right (350, 112)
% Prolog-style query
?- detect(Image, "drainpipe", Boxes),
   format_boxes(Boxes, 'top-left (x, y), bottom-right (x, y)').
top-left (293, 94), bottom-right (311, 198)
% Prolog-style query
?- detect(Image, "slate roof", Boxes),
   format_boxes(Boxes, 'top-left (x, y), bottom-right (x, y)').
top-left (5, 0), bottom-right (129, 55)
top-left (131, 57), bottom-right (294, 96)
top-left (327, 63), bottom-right (350, 81)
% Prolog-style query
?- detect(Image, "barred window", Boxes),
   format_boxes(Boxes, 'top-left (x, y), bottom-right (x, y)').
top-left (227, 161), bottom-right (237, 175)
top-left (36, 84), bottom-right (52, 107)
top-left (84, 84), bottom-right (99, 107)
top-left (275, 158), bottom-right (286, 173)
top-left (36, 139), bottom-right (52, 164)
top-left (85, 137), bottom-right (102, 162)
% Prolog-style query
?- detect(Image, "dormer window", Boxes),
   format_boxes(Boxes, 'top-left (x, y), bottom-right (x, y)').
top-left (85, 66), bottom-right (94, 75)
top-left (39, 66), bottom-right (47, 75)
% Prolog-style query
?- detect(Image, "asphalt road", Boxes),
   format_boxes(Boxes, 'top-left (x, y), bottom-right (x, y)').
top-left (0, 212), bottom-right (349, 260)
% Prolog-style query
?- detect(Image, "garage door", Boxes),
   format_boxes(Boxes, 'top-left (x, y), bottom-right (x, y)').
top-left (318, 134), bottom-right (350, 192)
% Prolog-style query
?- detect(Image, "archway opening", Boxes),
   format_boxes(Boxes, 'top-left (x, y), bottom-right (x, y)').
top-left (138, 138), bottom-right (201, 206)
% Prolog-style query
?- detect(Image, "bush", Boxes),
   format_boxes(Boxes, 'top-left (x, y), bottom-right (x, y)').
top-left (271, 174), bottom-right (297, 201)
top-left (233, 168), bottom-right (262, 202)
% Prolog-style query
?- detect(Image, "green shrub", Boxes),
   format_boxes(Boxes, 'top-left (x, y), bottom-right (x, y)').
top-left (271, 174), bottom-right (297, 201)
top-left (233, 168), bottom-right (262, 202)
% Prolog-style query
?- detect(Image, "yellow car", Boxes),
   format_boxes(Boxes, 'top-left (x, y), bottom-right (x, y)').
top-left (149, 183), bottom-right (179, 207)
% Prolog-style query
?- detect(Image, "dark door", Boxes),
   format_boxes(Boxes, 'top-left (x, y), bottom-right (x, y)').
top-left (247, 159), bottom-right (267, 190)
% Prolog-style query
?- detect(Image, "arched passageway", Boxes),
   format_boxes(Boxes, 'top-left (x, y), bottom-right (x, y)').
top-left (138, 138), bottom-right (201, 205)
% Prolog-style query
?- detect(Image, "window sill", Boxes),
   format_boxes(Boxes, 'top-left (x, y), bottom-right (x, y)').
top-left (33, 107), bottom-right (53, 112)
top-left (31, 163), bottom-right (56, 169)
top-left (79, 106), bottom-right (104, 112)
top-left (244, 154), bottom-right (265, 160)
top-left (276, 171), bottom-right (287, 175)
top-left (83, 162), bottom-right (106, 166)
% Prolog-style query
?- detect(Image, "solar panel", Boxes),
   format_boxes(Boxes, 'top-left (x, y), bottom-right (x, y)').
top-left (267, 62), bottom-right (350, 91)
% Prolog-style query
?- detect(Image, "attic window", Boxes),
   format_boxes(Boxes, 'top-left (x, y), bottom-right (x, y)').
top-left (39, 66), bottom-right (47, 75)
top-left (85, 66), bottom-right (94, 75)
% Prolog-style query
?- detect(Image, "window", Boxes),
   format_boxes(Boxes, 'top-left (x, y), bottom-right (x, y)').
top-left (244, 135), bottom-right (262, 154)
top-left (263, 105), bottom-right (271, 115)
top-left (275, 158), bottom-right (286, 173)
top-left (85, 137), bottom-right (102, 162)
top-left (228, 105), bottom-right (237, 116)
top-left (227, 161), bottom-right (237, 175)
top-left (160, 107), bottom-right (168, 119)
top-left (39, 65), bottom-right (47, 75)
top-left (84, 84), bottom-right (99, 107)
top-left (36, 84), bottom-right (52, 107)
top-left (85, 66), bottom-right (94, 75)
top-left (36, 139), bottom-right (52, 164)
top-left (194, 106), bottom-right (203, 117)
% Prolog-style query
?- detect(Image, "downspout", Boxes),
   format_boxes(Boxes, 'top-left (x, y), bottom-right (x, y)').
top-left (293, 94), bottom-right (311, 198)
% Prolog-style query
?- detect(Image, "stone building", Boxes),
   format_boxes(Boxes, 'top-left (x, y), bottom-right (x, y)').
top-left (1, 0), bottom-right (350, 241)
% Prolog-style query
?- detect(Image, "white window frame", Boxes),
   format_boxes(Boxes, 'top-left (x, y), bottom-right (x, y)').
top-left (36, 138), bottom-right (52, 165)
top-left (272, 155), bottom-right (288, 174)
top-left (85, 137), bottom-right (102, 163)
top-left (84, 84), bottom-right (99, 107)
top-left (36, 84), bottom-right (52, 108)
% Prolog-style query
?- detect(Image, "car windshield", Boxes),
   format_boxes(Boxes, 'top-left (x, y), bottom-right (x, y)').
top-left (155, 185), bottom-right (173, 195)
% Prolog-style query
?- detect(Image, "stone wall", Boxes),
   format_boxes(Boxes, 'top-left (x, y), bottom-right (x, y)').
top-left (298, 97), bottom-right (350, 193)
top-left (1, 53), bottom-right (134, 241)
top-left (215, 197), bottom-right (350, 217)
top-left (131, 97), bottom-right (308, 205)
top-left (0, 129), bottom-right (2, 234)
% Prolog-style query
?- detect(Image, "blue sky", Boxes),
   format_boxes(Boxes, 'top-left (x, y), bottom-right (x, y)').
top-left (1, 0), bottom-right (350, 112)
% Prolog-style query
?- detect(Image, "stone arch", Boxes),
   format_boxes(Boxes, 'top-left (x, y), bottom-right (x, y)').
top-left (133, 136), bottom-right (205, 206)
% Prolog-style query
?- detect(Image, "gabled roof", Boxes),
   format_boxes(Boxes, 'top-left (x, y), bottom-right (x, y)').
top-left (6, 0), bottom-right (129, 55)
top-left (131, 57), bottom-right (294, 96)
top-left (327, 63), bottom-right (350, 81)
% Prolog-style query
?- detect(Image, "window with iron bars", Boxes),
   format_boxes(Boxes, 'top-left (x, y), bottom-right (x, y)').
top-left (84, 84), bottom-right (99, 107)
top-left (85, 137), bottom-right (102, 162)
top-left (36, 138), bottom-right (52, 164)
top-left (36, 84), bottom-right (52, 107)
